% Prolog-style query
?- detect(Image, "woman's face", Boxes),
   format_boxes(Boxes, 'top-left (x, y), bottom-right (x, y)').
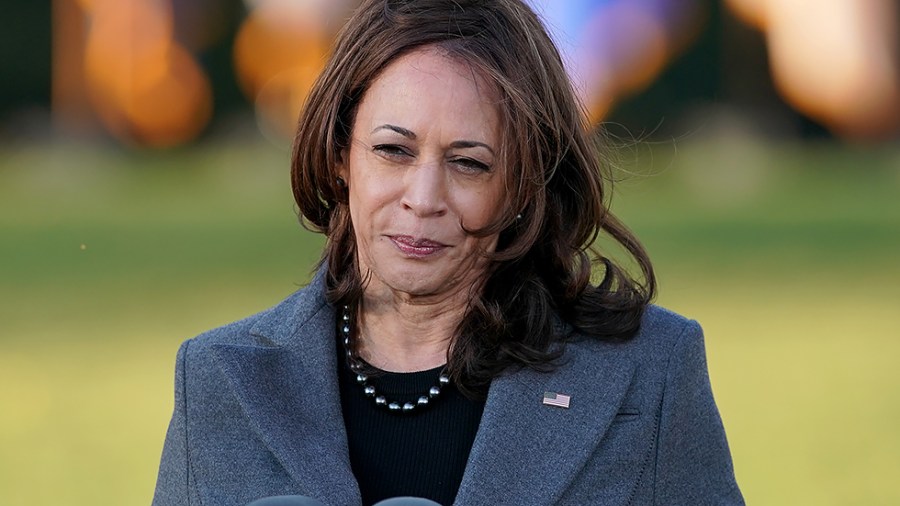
top-left (340, 47), bottom-right (505, 303)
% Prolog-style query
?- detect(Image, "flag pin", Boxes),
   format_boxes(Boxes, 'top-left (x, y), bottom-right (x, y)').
top-left (542, 391), bottom-right (571, 409)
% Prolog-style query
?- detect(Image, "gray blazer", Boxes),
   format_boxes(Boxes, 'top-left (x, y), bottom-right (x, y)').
top-left (152, 270), bottom-right (743, 506)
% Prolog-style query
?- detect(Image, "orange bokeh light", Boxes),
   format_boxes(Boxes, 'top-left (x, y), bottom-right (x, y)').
top-left (608, 5), bottom-right (670, 97)
top-left (577, 3), bottom-right (675, 125)
top-left (81, 0), bottom-right (213, 147)
top-left (726, 0), bottom-right (900, 140)
top-left (234, 1), bottom-right (330, 139)
top-left (767, 0), bottom-right (900, 139)
top-left (724, 0), bottom-right (768, 30)
top-left (254, 66), bottom-right (324, 140)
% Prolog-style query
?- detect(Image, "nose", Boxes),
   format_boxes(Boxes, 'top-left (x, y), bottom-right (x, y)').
top-left (400, 161), bottom-right (447, 217)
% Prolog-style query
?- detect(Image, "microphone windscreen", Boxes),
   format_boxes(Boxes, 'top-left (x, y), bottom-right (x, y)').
top-left (373, 498), bottom-right (443, 506)
top-left (245, 495), bottom-right (328, 506)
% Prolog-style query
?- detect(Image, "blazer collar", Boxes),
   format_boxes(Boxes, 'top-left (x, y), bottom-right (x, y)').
top-left (210, 269), bottom-right (363, 505)
top-left (210, 268), bottom-right (636, 506)
top-left (454, 340), bottom-right (636, 505)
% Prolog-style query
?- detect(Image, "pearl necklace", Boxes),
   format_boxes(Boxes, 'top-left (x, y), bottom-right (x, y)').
top-left (340, 306), bottom-right (450, 413)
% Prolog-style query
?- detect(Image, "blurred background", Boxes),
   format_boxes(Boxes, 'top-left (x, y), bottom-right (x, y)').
top-left (1, 0), bottom-right (898, 504)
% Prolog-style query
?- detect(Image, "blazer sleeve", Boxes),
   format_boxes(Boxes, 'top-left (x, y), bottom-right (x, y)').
top-left (153, 339), bottom-right (200, 506)
top-left (653, 320), bottom-right (744, 505)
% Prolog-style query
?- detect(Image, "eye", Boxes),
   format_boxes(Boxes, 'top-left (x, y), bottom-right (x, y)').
top-left (372, 144), bottom-right (412, 159)
top-left (450, 157), bottom-right (491, 173)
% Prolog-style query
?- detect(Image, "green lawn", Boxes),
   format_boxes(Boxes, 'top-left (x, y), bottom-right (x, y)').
top-left (1, 140), bottom-right (898, 505)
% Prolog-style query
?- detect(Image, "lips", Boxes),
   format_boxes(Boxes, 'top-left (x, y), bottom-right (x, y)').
top-left (388, 235), bottom-right (448, 258)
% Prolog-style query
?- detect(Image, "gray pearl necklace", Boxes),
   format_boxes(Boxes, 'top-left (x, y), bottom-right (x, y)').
top-left (340, 306), bottom-right (450, 413)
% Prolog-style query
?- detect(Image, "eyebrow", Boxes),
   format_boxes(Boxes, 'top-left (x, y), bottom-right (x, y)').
top-left (371, 124), bottom-right (495, 155)
top-left (449, 140), bottom-right (495, 155)
top-left (372, 124), bottom-right (416, 139)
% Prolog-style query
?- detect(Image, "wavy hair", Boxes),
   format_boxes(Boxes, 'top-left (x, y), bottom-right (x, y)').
top-left (291, 0), bottom-right (656, 396)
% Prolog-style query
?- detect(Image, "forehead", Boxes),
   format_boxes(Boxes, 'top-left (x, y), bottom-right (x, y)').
top-left (354, 47), bottom-right (502, 139)
top-left (371, 47), bottom-right (496, 94)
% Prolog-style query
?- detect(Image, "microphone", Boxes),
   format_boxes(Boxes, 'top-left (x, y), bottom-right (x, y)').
top-left (374, 498), bottom-right (442, 506)
top-left (245, 496), bottom-right (441, 506)
top-left (245, 496), bottom-right (326, 506)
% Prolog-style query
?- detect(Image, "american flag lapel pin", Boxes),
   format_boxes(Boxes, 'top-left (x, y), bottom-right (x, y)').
top-left (542, 391), bottom-right (571, 409)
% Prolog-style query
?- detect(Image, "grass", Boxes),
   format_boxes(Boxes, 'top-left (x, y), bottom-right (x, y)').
top-left (0, 139), bottom-right (898, 505)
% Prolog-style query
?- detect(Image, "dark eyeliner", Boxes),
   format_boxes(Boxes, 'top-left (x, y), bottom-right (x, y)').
top-left (373, 144), bottom-right (410, 157)
top-left (452, 157), bottom-right (491, 172)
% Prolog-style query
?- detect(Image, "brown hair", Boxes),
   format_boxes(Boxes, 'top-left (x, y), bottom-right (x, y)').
top-left (291, 0), bottom-right (655, 396)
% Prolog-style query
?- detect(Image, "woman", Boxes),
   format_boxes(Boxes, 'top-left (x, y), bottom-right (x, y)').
top-left (153, 1), bottom-right (744, 505)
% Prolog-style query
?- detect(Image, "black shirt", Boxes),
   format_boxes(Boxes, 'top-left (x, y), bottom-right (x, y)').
top-left (338, 354), bottom-right (485, 506)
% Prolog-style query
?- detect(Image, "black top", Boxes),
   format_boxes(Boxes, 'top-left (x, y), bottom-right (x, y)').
top-left (338, 353), bottom-right (485, 506)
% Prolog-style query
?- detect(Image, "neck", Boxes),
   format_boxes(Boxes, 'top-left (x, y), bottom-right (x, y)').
top-left (357, 290), bottom-right (469, 373)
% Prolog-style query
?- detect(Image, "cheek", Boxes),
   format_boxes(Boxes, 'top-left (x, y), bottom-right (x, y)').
top-left (453, 233), bottom-right (500, 268)
top-left (348, 159), bottom-right (399, 214)
top-left (348, 184), bottom-right (396, 247)
top-left (349, 186), bottom-right (390, 223)
top-left (348, 168), bottom-right (383, 213)
top-left (456, 186), bottom-right (505, 229)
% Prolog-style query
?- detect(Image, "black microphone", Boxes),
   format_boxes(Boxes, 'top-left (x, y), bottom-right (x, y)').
top-left (374, 498), bottom-right (442, 506)
top-left (245, 496), bottom-right (442, 506)
top-left (245, 496), bottom-right (326, 506)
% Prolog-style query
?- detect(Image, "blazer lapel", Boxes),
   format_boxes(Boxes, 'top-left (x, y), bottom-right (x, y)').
top-left (454, 340), bottom-right (636, 506)
top-left (211, 279), bottom-right (361, 505)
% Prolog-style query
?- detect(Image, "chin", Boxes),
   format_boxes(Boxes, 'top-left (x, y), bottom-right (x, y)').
top-left (383, 269), bottom-right (444, 296)
top-left (365, 261), bottom-right (452, 298)
top-left (361, 241), bottom-right (486, 300)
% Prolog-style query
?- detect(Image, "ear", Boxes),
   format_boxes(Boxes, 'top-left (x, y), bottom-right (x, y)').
top-left (336, 148), bottom-right (349, 183)
top-left (333, 150), bottom-right (350, 204)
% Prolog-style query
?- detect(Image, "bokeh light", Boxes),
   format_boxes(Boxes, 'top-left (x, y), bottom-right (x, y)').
top-left (723, 0), bottom-right (767, 30)
top-left (234, 0), bottom-right (705, 137)
top-left (78, 0), bottom-right (213, 147)
top-left (725, 0), bottom-right (900, 140)
top-left (234, 0), bottom-right (354, 139)
top-left (48, 0), bottom-right (900, 147)
top-left (233, 1), bottom-right (324, 140)
top-left (526, 0), bottom-right (703, 123)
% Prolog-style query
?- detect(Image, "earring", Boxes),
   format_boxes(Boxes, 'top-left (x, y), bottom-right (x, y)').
top-left (336, 176), bottom-right (346, 188)
top-left (515, 213), bottom-right (523, 220)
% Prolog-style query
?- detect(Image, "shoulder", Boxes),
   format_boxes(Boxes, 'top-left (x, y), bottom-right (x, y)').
top-left (633, 304), bottom-right (703, 354)
top-left (183, 267), bottom-right (330, 352)
top-left (558, 306), bottom-right (743, 502)
top-left (627, 305), bottom-right (711, 394)
top-left (168, 268), bottom-right (332, 405)
top-left (563, 304), bottom-right (708, 402)
top-left (571, 304), bottom-right (701, 359)
top-left (638, 304), bottom-right (697, 336)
